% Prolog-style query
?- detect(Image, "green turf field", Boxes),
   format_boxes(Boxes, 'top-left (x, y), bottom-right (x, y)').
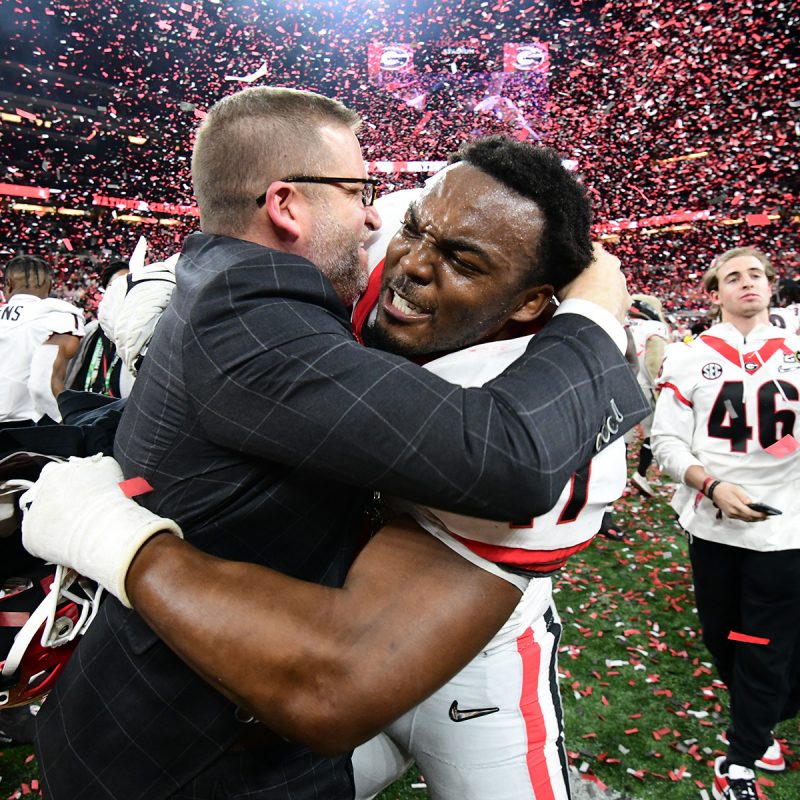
top-left (2, 451), bottom-right (797, 799)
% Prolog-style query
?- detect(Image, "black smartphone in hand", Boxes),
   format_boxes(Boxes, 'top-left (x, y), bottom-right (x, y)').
top-left (747, 502), bottom-right (782, 516)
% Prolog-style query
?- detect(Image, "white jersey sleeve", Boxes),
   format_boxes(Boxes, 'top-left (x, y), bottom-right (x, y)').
top-left (650, 340), bottom-right (705, 483)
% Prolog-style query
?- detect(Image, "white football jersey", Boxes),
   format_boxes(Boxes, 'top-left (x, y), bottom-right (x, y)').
top-left (627, 317), bottom-right (670, 391)
top-left (652, 322), bottom-right (800, 550)
top-left (0, 294), bottom-right (84, 422)
top-left (391, 335), bottom-right (627, 589)
top-left (769, 305), bottom-right (800, 335)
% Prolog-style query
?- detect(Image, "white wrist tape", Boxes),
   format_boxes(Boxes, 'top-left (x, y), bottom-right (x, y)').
top-left (20, 454), bottom-right (182, 608)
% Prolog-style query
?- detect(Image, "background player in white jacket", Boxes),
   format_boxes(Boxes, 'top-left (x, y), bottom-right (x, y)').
top-left (0, 255), bottom-right (84, 425)
top-left (651, 246), bottom-right (799, 800)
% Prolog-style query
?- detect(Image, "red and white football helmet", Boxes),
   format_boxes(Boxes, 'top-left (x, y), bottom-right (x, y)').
top-left (1, 459), bottom-right (103, 709)
top-left (1, 565), bottom-right (102, 709)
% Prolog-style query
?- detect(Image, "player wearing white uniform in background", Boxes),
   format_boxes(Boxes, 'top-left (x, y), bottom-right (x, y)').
top-left (768, 277), bottom-right (800, 335)
top-left (651, 247), bottom-right (800, 800)
top-left (0, 255), bottom-right (84, 425)
top-left (768, 305), bottom-right (799, 333)
top-left (625, 294), bottom-right (670, 498)
top-left (352, 186), bottom-right (626, 800)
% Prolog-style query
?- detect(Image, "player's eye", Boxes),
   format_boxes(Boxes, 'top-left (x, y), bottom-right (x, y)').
top-left (449, 253), bottom-right (484, 275)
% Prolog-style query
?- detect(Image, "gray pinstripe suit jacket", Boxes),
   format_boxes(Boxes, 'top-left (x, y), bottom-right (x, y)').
top-left (35, 233), bottom-right (648, 799)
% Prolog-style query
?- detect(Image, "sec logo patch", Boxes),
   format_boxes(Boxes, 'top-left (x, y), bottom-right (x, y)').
top-left (701, 362), bottom-right (723, 380)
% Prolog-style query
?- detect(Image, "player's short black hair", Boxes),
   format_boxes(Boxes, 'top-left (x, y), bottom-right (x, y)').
top-left (777, 278), bottom-right (800, 305)
top-left (448, 136), bottom-right (593, 290)
top-left (100, 260), bottom-right (129, 289)
top-left (2, 254), bottom-right (52, 290)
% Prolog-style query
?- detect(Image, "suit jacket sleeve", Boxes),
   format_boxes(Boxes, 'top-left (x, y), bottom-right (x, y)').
top-left (183, 277), bottom-right (649, 522)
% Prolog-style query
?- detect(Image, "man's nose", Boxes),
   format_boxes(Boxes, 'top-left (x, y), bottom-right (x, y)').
top-left (365, 204), bottom-right (381, 232)
top-left (400, 241), bottom-right (435, 283)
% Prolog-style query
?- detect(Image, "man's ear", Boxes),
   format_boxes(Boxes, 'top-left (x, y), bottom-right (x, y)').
top-left (509, 285), bottom-right (556, 322)
top-left (708, 288), bottom-right (720, 307)
top-left (261, 182), bottom-right (305, 244)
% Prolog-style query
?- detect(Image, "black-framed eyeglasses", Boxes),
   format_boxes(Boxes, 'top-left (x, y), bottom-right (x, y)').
top-left (256, 176), bottom-right (379, 208)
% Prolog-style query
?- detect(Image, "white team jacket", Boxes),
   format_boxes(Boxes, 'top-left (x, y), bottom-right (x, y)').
top-left (652, 322), bottom-right (800, 551)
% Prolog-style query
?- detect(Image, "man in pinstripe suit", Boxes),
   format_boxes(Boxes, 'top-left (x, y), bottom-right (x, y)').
top-left (29, 88), bottom-right (647, 799)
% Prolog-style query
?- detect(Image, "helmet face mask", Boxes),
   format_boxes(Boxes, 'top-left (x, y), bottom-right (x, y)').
top-left (1, 566), bottom-right (102, 709)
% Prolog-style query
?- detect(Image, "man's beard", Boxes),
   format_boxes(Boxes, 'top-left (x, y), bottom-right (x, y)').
top-left (364, 304), bottom-right (518, 360)
top-left (308, 206), bottom-right (367, 306)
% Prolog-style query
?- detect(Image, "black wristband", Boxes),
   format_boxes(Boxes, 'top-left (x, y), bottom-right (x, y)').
top-left (706, 480), bottom-right (722, 500)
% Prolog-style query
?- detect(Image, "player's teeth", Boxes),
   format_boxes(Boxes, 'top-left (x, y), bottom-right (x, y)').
top-left (392, 293), bottom-right (420, 314)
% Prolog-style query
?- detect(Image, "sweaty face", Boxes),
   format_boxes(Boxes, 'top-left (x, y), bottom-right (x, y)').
top-left (369, 163), bottom-right (547, 358)
top-left (712, 256), bottom-right (772, 323)
top-left (302, 125), bottom-right (380, 305)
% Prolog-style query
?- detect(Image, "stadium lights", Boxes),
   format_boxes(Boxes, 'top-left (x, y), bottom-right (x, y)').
top-left (57, 208), bottom-right (87, 216)
top-left (127, 135), bottom-right (148, 145)
top-left (11, 202), bottom-right (55, 214)
top-left (720, 218), bottom-right (744, 225)
top-left (116, 213), bottom-right (157, 224)
top-left (159, 218), bottom-right (181, 226)
top-left (0, 111), bottom-right (52, 128)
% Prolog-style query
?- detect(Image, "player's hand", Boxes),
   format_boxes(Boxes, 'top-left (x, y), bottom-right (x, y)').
top-left (19, 454), bottom-right (183, 607)
top-left (558, 243), bottom-right (631, 323)
top-left (711, 481), bottom-right (768, 522)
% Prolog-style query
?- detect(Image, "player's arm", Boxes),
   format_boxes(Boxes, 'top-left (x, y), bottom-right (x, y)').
top-left (22, 463), bottom-right (519, 754)
top-left (27, 333), bottom-right (82, 419)
top-left (643, 333), bottom-right (667, 395)
top-left (47, 332), bottom-right (82, 396)
top-left (126, 521), bottom-right (520, 754)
